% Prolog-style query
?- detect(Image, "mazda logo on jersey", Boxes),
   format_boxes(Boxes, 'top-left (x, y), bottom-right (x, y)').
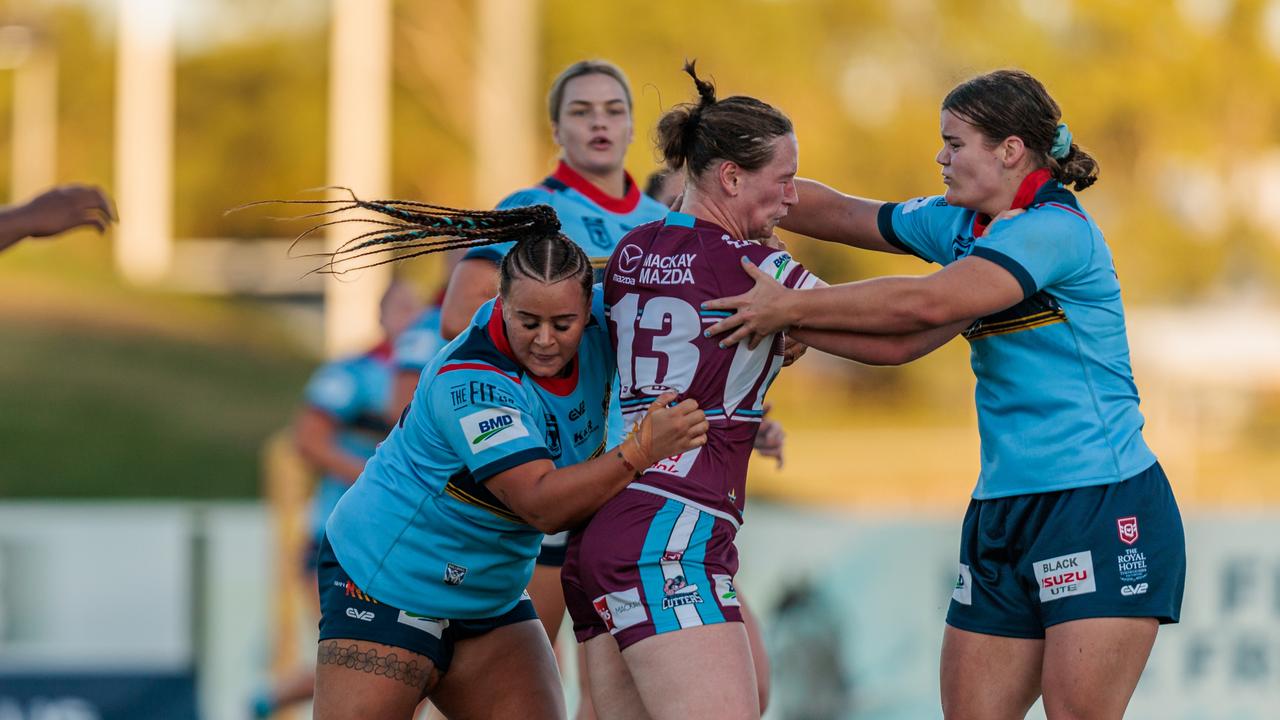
top-left (618, 244), bottom-right (645, 274)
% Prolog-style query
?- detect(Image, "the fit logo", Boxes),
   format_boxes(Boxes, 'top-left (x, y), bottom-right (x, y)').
top-left (345, 608), bottom-right (375, 622)
top-left (1121, 583), bottom-right (1149, 597)
top-left (953, 563), bottom-right (973, 606)
top-left (593, 588), bottom-right (647, 634)
top-left (1117, 516), bottom-right (1139, 546)
top-left (396, 610), bottom-right (448, 638)
top-left (1034, 551), bottom-right (1096, 603)
top-left (460, 408), bottom-right (528, 454)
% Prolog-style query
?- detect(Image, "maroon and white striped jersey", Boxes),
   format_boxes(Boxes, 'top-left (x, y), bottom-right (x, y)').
top-left (604, 211), bottom-right (820, 524)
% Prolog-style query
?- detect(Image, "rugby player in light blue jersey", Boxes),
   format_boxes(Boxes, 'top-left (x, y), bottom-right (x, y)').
top-left (706, 69), bottom-right (1184, 720)
top-left (437, 61), bottom-right (670, 688)
top-left (302, 201), bottom-right (707, 720)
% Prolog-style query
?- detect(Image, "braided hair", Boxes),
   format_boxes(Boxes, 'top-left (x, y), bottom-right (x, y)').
top-left (231, 188), bottom-right (592, 301)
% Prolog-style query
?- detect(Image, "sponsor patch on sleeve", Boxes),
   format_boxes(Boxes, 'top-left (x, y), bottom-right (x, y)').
top-left (459, 408), bottom-right (529, 454)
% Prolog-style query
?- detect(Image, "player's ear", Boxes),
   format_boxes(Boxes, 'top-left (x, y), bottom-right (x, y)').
top-left (717, 160), bottom-right (741, 197)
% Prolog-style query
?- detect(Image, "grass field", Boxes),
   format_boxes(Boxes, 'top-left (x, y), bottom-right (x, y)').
top-left (0, 240), bottom-right (313, 499)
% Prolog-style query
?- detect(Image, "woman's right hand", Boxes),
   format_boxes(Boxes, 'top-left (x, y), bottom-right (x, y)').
top-left (633, 392), bottom-right (708, 465)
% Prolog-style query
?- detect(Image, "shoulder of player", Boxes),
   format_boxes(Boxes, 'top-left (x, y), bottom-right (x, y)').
top-left (633, 194), bottom-right (672, 220)
top-left (497, 185), bottom-right (556, 210)
top-left (1001, 198), bottom-right (1094, 240)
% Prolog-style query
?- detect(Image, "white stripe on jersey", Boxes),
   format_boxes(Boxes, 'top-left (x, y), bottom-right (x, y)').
top-left (629, 483), bottom-right (741, 529)
top-left (722, 340), bottom-right (771, 418)
top-left (661, 504), bottom-right (704, 630)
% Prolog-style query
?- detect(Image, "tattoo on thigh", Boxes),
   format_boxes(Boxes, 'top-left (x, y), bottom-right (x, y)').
top-left (317, 640), bottom-right (436, 690)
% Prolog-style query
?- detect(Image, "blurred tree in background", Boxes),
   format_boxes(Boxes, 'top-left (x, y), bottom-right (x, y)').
top-left (0, 0), bottom-right (1276, 499)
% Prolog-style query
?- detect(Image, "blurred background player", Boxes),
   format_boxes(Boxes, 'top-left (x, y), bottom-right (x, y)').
top-left (0, 183), bottom-right (116, 254)
top-left (250, 280), bottom-right (421, 719)
top-left (387, 284), bottom-right (448, 424)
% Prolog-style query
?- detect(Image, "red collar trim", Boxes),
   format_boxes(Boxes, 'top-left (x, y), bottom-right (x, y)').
top-left (551, 160), bottom-right (640, 214)
top-left (972, 168), bottom-right (1053, 237)
top-left (486, 298), bottom-right (580, 396)
top-left (369, 340), bottom-right (393, 362)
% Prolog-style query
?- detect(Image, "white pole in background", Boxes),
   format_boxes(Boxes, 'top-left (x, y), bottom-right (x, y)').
top-left (114, 0), bottom-right (173, 284)
top-left (325, 0), bottom-right (392, 359)
top-left (474, 0), bottom-right (539, 207)
top-left (8, 29), bottom-right (57, 203)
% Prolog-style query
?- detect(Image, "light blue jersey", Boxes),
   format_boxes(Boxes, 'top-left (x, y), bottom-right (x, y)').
top-left (464, 160), bottom-right (669, 274)
top-left (392, 304), bottom-right (445, 374)
top-left (464, 160), bottom-right (666, 448)
top-left (878, 178), bottom-right (1156, 500)
top-left (302, 345), bottom-right (394, 541)
top-left (325, 293), bottom-right (614, 619)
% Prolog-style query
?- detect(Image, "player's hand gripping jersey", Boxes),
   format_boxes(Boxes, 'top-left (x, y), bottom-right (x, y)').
top-left (325, 295), bottom-right (614, 619)
top-left (877, 174), bottom-right (1156, 499)
top-left (603, 212), bottom-right (820, 523)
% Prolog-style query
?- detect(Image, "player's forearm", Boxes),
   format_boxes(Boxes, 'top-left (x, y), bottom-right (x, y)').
top-left (297, 440), bottom-right (368, 484)
top-left (514, 452), bottom-right (636, 534)
top-left (791, 320), bottom-right (966, 366)
top-left (0, 205), bottom-right (35, 252)
top-left (780, 179), bottom-right (897, 253)
top-left (785, 276), bottom-right (955, 334)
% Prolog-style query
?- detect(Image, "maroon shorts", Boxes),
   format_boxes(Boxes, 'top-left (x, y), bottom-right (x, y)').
top-left (562, 487), bottom-right (743, 650)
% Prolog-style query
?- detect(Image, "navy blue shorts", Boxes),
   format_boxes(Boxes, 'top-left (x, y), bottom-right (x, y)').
top-left (316, 535), bottom-right (538, 672)
top-left (946, 462), bottom-right (1185, 639)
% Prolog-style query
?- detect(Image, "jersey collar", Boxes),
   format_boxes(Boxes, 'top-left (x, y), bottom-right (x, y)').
top-left (368, 339), bottom-right (393, 362)
top-left (486, 298), bottom-right (580, 396)
top-left (548, 160), bottom-right (641, 215)
top-left (972, 168), bottom-right (1053, 237)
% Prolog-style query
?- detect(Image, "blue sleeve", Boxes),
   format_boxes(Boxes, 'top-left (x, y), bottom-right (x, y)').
top-left (876, 196), bottom-right (966, 265)
top-left (970, 207), bottom-right (1094, 298)
top-left (463, 187), bottom-right (555, 264)
top-left (426, 367), bottom-right (551, 482)
top-left (304, 362), bottom-right (361, 421)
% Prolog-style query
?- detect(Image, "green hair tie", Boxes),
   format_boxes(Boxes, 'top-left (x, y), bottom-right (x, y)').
top-left (1051, 123), bottom-right (1072, 160)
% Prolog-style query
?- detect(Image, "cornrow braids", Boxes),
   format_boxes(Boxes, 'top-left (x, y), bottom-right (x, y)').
top-left (499, 233), bottom-right (593, 305)
top-left (229, 187), bottom-right (562, 275)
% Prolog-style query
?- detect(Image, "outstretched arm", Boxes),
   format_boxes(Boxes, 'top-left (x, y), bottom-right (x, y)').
top-left (704, 255), bottom-right (1023, 344)
top-left (790, 320), bottom-right (969, 366)
top-left (780, 178), bottom-right (901, 254)
top-left (0, 184), bottom-right (116, 253)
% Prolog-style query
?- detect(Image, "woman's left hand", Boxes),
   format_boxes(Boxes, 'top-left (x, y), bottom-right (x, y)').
top-left (703, 259), bottom-right (793, 348)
